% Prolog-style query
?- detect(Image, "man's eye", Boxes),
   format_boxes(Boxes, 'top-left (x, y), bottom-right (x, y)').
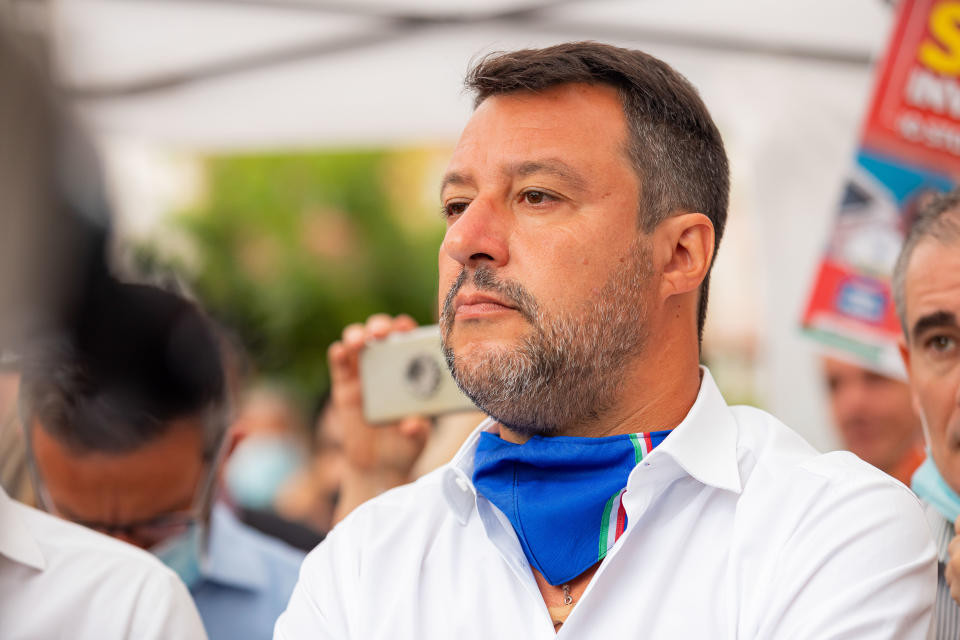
top-left (523, 190), bottom-right (549, 205)
top-left (442, 202), bottom-right (469, 218)
top-left (925, 335), bottom-right (957, 354)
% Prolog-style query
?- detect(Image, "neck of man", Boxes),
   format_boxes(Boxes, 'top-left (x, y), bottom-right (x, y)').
top-left (499, 315), bottom-right (703, 444)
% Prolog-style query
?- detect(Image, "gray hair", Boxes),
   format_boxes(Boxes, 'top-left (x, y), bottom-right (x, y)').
top-left (892, 188), bottom-right (960, 335)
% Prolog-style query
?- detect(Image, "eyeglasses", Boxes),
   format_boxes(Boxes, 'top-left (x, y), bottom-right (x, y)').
top-left (24, 428), bottom-right (229, 549)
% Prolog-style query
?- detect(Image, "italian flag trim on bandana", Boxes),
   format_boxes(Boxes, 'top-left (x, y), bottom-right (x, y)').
top-left (598, 431), bottom-right (658, 560)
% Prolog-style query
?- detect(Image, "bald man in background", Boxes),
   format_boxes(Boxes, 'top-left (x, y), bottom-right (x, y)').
top-left (822, 356), bottom-right (925, 485)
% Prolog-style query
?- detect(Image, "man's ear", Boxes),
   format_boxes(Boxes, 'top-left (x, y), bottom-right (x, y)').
top-left (657, 213), bottom-right (715, 301)
top-left (899, 338), bottom-right (924, 419)
top-left (218, 426), bottom-right (245, 484)
top-left (898, 338), bottom-right (911, 377)
top-left (226, 426), bottom-right (244, 458)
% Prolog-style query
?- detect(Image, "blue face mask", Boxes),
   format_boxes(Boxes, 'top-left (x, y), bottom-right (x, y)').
top-left (152, 523), bottom-right (205, 589)
top-left (912, 454), bottom-right (960, 523)
top-left (224, 436), bottom-right (303, 510)
top-left (472, 429), bottom-right (671, 586)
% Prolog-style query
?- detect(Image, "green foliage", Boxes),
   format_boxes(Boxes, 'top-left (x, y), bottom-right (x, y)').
top-left (159, 149), bottom-right (446, 402)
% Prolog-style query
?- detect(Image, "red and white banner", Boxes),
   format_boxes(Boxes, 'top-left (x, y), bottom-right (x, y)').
top-left (802, 0), bottom-right (960, 376)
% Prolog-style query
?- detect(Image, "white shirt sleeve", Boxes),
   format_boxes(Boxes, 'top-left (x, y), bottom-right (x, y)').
top-left (128, 568), bottom-right (209, 640)
top-left (753, 470), bottom-right (937, 639)
top-left (274, 521), bottom-right (357, 640)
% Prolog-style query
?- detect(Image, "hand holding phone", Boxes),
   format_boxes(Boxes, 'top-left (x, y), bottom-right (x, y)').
top-left (327, 314), bottom-right (480, 522)
top-left (329, 314), bottom-right (431, 462)
top-left (360, 325), bottom-right (476, 424)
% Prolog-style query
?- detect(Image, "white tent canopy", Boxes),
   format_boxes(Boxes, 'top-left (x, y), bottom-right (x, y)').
top-left (56, 0), bottom-right (889, 149)
top-left (52, 0), bottom-right (899, 451)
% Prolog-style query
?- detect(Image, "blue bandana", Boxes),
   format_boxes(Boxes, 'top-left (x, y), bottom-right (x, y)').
top-left (472, 429), bottom-right (671, 586)
top-left (912, 454), bottom-right (960, 523)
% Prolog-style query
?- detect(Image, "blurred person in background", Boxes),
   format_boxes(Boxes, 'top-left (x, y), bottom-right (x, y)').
top-left (894, 189), bottom-right (960, 637)
top-left (277, 42), bottom-right (935, 639)
top-left (822, 355), bottom-right (925, 485)
top-left (272, 394), bottom-right (345, 537)
top-left (226, 384), bottom-right (307, 514)
top-left (19, 279), bottom-right (305, 640)
top-left (226, 383), bottom-right (325, 551)
top-left (0, 23), bottom-right (206, 639)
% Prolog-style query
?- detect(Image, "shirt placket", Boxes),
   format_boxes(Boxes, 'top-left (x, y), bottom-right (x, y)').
top-left (474, 494), bottom-right (564, 639)
top-left (553, 458), bottom-right (677, 637)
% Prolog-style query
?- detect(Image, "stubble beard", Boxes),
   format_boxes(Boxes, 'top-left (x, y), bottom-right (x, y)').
top-left (440, 238), bottom-right (654, 437)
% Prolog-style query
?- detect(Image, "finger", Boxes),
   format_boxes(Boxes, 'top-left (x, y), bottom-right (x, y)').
top-left (328, 341), bottom-right (354, 386)
top-left (342, 323), bottom-right (366, 352)
top-left (365, 314), bottom-right (394, 341)
top-left (393, 314), bottom-right (418, 333)
top-left (954, 515), bottom-right (960, 535)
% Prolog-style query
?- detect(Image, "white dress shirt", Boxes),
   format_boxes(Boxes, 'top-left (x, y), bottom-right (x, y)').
top-left (0, 486), bottom-right (208, 639)
top-left (276, 369), bottom-right (936, 639)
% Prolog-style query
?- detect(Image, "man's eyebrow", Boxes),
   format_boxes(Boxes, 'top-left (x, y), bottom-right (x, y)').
top-left (912, 310), bottom-right (958, 342)
top-left (504, 159), bottom-right (588, 191)
top-left (439, 172), bottom-right (474, 197)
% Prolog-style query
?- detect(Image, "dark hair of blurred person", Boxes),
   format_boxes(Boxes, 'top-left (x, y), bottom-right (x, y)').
top-left (21, 280), bottom-right (226, 461)
top-left (19, 279), bottom-right (306, 640)
top-left (0, 25), bottom-right (206, 639)
top-left (822, 356), bottom-right (924, 485)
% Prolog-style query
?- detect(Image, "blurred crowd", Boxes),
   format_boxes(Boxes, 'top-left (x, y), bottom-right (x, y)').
top-left (2, 16), bottom-right (960, 640)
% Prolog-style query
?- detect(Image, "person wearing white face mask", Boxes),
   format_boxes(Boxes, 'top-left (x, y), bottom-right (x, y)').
top-left (224, 385), bottom-right (308, 516)
top-left (19, 279), bottom-right (306, 640)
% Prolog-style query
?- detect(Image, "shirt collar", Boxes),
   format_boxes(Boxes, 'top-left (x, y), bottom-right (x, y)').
top-left (641, 367), bottom-right (742, 495)
top-left (201, 502), bottom-right (269, 592)
top-left (443, 418), bottom-right (496, 524)
top-left (0, 485), bottom-right (46, 571)
top-left (441, 366), bottom-right (742, 522)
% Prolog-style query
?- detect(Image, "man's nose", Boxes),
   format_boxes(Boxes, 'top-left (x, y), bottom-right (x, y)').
top-left (441, 196), bottom-right (509, 268)
top-left (837, 382), bottom-right (868, 416)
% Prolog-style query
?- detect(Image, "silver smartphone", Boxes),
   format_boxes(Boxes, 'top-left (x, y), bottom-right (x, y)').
top-left (360, 325), bottom-right (477, 423)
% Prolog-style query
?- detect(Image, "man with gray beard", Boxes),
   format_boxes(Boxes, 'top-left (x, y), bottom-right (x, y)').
top-left (276, 42), bottom-right (935, 639)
